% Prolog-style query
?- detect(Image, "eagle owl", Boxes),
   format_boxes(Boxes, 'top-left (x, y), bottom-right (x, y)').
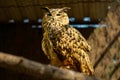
top-left (42, 7), bottom-right (94, 75)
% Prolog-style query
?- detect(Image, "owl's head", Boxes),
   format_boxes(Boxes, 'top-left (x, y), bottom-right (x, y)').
top-left (42, 7), bottom-right (70, 27)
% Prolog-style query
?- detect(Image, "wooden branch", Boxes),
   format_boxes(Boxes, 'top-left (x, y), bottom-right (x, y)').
top-left (0, 52), bottom-right (97, 80)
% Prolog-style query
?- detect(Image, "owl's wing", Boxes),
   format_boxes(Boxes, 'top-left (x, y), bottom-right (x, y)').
top-left (42, 32), bottom-right (63, 66)
top-left (67, 25), bottom-right (91, 52)
top-left (51, 25), bottom-right (91, 56)
top-left (50, 25), bottom-right (94, 75)
top-left (73, 27), bottom-right (91, 52)
top-left (42, 32), bottom-right (55, 59)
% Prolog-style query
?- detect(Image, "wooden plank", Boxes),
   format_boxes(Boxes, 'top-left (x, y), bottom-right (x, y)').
top-left (89, 3), bottom-right (95, 21)
top-left (1, 8), bottom-right (10, 22)
top-left (83, 2), bottom-right (89, 17)
top-left (27, 0), bottom-right (37, 21)
top-left (8, 7), bottom-right (22, 21)
top-left (0, 0), bottom-right (16, 7)
top-left (15, 0), bottom-right (37, 21)
top-left (71, 3), bottom-right (82, 23)
top-left (0, 8), bottom-right (8, 22)
top-left (78, 3), bottom-right (84, 21)
top-left (0, 0), bottom-right (114, 23)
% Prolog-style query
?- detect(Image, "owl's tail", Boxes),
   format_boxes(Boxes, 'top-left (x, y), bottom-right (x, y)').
top-left (72, 50), bottom-right (94, 76)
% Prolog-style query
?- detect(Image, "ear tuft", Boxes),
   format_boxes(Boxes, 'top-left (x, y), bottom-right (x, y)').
top-left (41, 7), bottom-right (50, 12)
top-left (61, 7), bottom-right (71, 12)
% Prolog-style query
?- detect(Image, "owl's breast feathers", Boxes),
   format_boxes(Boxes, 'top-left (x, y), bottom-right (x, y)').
top-left (49, 25), bottom-right (91, 54)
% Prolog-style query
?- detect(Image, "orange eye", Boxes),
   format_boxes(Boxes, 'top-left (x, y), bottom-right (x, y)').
top-left (47, 13), bottom-right (52, 16)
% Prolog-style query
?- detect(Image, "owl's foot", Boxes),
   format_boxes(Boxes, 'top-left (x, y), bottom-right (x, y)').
top-left (59, 57), bottom-right (77, 71)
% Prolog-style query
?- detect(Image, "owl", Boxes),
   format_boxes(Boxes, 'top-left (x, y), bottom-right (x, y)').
top-left (42, 7), bottom-right (94, 76)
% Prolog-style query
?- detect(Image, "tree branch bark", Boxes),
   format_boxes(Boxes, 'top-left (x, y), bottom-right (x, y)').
top-left (0, 52), bottom-right (97, 80)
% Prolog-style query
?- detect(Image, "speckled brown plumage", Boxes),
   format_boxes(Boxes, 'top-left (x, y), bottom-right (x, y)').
top-left (42, 7), bottom-right (94, 76)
